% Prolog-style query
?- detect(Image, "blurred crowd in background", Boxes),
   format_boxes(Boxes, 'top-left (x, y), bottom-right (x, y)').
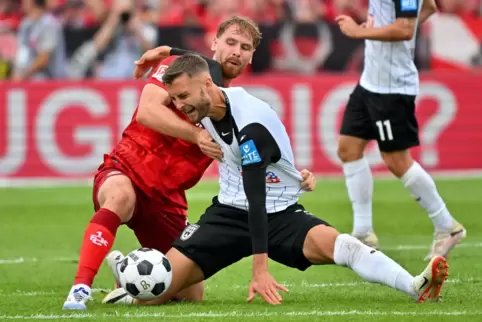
top-left (1, 0), bottom-right (481, 80)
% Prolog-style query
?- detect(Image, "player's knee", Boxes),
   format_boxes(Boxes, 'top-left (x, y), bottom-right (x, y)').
top-left (97, 175), bottom-right (136, 222)
top-left (174, 282), bottom-right (205, 302)
top-left (337, 136), bottom-right (367, 162)
top-left (381, 150), bottom-right (413, 178)
top-left (302, 225), bottom-right (339, 265)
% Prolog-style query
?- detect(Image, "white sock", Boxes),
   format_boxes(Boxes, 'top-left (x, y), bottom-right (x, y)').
top-left (401, 162), bottom-right (453, 231)
top-left (343, 158), bottom-right (373, 234)
top-left (334, 234), bottom-right (415, 297)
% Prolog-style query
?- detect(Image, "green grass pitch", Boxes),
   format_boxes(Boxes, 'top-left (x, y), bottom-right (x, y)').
top-left (0, 178), bottom-right (481, 321)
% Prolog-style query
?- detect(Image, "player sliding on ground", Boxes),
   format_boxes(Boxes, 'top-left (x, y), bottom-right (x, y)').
top-left (103, 54), bottom-right (449, 306)
top-left (63, 16), bottom-right (316, 310)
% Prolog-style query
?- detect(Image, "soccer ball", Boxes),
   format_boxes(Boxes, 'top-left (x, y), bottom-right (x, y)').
top-left (118, 248), bottom-right (172, 300)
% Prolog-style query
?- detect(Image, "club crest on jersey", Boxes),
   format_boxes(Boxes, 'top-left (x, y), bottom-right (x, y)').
top-left (266, 171), bottom-right (281, 183)
top-left (240, 140), bottom-right (262, 166)
top-left (401, 0), bottom-right (417, 11)
top-left (237, 167), bottom-right (280, 183)
top-left (152, 65), bottom-right (168, 82)
top-left (180, 224), bottom-right (200, 241)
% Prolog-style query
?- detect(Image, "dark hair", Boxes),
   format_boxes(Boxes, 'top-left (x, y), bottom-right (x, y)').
top-left (216, 16), bottom-right (262, 48)
top-left (162, 54), bottom-right (210, 85)
top-left (34, 0), bottom-right (47, 8)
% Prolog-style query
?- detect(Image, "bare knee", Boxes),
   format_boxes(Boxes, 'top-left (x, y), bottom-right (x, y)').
top-left (381, 150), bottom-right (413, 178)
top-left (303, 225), bottom-right (340, 265)
top-left (337, 135), bottom-right (369, 163)
top-left (135, 248), bottom-right (205, 306)
top-left (97, 175), bottom-right (136, 223)
top-left (174, 282), bottom-right (204, 302)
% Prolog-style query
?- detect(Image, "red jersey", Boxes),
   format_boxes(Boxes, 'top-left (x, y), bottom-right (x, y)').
top-left (106, 56), bottom-right (213, 215)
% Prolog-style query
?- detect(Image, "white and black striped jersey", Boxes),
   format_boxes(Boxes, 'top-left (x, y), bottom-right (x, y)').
top-left (200, 87), bottom-right (305, 214)
top-left (360, 0), bottom-right (422, 95)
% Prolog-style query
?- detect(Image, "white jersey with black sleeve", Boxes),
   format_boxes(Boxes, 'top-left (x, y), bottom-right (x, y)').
top-left (360, 0), bottom-right (423, 95)
top-left (200, 87), bottom-right (305, 214)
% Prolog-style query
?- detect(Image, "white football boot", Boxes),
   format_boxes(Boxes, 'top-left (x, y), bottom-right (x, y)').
top-left (411, 255), bottom-right (449, 303)
top-left (105, 250), bottom-right (124, 288)
top-left (62, 284), bottom-right (92, 310)
top-left (424, 220), bottom-right (467, 260)
top-left (352, 231), bottom-right (380, 250)
top-left (102, 287), bottom-right (134, 305)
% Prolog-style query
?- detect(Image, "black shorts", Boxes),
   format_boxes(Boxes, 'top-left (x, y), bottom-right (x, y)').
top-left (340, 84), bottom-right (419, 152)
top-left (172, 197), bottom-right (331, 279)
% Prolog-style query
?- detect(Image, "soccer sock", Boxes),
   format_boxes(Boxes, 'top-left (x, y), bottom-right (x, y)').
top-left (400, 162), bottom-right (453, 231)
top-left (334, 234), bottom-right (415, 297)
top-left (343, 158), bottom-right (373, 234)
top-left (73, 208), bottom-right (121, 287)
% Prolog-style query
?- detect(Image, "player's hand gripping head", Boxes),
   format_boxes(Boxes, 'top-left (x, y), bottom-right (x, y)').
top-left (162, 54), bottom-right (215, 124)
top-left (211, 16), bottom-right (261, 80)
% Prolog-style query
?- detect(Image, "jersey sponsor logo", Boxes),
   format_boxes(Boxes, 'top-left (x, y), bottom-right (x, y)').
top-left (240, 139), bottom-right (262, 166)
top-left (401, 0), bottom-right (417, 11)
top-left (266, 171), bottom-right (281, 183)
top-left (180, 224), bottom-right (200, 241)
top-left (152, 65), bottom-right (168, 82)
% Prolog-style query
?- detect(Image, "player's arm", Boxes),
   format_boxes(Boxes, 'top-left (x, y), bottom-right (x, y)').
top-left (419, 0), bottom-right (437, 24)
top-left (238, 123), bottom-right (281, 272)
top-left (239, 123), bottom-right (288, 305)
top-left (338, 0), bottom-right (421, 41)
top-left (134, 46), bottom-right (222, 82)
top-left (361, 0), bottom-right (420, 41)
top-left (136, 57), bottom-right (202, 143)
top-left (136, 83), bottom-right (202, 143)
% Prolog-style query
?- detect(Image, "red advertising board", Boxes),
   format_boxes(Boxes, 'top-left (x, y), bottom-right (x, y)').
top-left (1, 73), bottom-right (481, 183)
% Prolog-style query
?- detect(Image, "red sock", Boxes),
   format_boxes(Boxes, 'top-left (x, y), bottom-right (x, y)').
top-left (74, 208), bottom-right (121, 287)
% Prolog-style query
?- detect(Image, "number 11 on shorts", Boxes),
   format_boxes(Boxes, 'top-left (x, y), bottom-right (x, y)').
top-left (375, 120), bottom-right (393, 141)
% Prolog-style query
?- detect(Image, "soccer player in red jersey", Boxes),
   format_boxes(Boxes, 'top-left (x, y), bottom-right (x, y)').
top-left (63, 16), bottom-right (316, 310)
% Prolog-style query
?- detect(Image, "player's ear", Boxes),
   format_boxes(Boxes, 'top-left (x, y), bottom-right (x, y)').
top-left (205, 76), bottom-right (213, 88)
top-left (249, 49), bottom-right (255, 64)
top-left (211, 37), bottom-right (218, 51)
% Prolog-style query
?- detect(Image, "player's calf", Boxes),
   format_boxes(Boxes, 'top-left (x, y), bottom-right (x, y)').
top-left (380, 149), bottom-right (413, 178)
top-left (382, 151), bottom-right (465, 258)
top-left (104, 248), bottom-right (205, 306)
top-left (64, 173), bottom-right (137, 310)
top-left (303, 226), bottom-right (449, 302)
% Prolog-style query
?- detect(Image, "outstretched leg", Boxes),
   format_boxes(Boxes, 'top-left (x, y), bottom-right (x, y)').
top-left (303, 225), bottom-right (449, 302)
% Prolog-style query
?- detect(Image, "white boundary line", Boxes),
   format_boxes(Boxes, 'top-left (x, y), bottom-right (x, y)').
top-left (0, 310), bottom-right (482, 319)
top-left (1, 242), bottom-right (480, 265)
top-left (1, 169), bottom-right (481, 188)
top-left (0, 277), bottom-right (474, 296)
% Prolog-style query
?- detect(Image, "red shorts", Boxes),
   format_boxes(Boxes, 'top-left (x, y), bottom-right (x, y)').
top-left (92, 166), bottom-right (188, 254)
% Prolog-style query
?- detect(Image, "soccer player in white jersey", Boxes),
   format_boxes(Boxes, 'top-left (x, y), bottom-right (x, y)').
top-left (103, 54), bottom-right (450, 306)
top-left (335, 0), bottom-right (466, 258)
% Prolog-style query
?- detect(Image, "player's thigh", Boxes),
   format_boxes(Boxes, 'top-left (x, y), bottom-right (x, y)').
top-left (172, 201), bottom-right (252, 281)
top-left (127, 203), bottom-right (187, 254)
top-left (339, 84), bottom-right (376, 160)
top-left (267, 204), bottom-right (333, 271)
top-left (94, 169), bottom-right (136, 222)
top-left (365, 92), bottom-right (419, 153)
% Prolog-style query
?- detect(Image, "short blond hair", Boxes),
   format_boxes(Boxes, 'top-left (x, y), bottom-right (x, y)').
top-left (216, 16), bottom-right (262, 49)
